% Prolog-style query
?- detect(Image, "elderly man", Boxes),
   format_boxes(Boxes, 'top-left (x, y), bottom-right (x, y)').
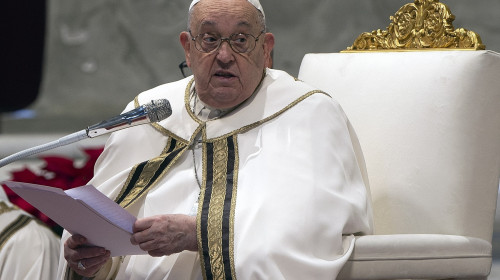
top-left (58, 0), bottom-right (372, 279)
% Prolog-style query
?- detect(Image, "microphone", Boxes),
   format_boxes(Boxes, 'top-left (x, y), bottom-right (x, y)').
top-left (86, 99), bottom-right (171, 138)
top-left (0, 99), bottom-right (172, 168)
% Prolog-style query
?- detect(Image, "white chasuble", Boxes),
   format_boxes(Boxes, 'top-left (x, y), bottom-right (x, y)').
top-left (0, 189), bottom-right (60, 280)
top-left (57, 69), bottom-right (372, 280)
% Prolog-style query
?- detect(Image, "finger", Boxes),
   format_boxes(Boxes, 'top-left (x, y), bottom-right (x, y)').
top-left (135, 238), bottom-right (159, 251)
top-left (72, 254), bottom-right (110, 278)
top-left (132, 217), bottom-right (154, 232)
top-left (148, 248), bottom-right (168, 257)
top-left (81, 250), bottom-right (111, 270)
top-left (76, 245), bottom-right (109, 258)
top-left (65, 242), bottom-right (108, 264)
top-left (65, 234), bottom-right (87, 249)
top-left (130, 229), bottom-right (154, 246)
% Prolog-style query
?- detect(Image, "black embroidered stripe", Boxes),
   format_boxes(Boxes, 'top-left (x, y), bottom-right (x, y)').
top-left (115, 138), bottom-right (179, 206)
top-left (0, 215), bottom-right (32, 250)
top-left (200, 136), bottom-right (238, 280)
top-left (116, 161), bottom-right (147, 205)
top-left (222, 136), bottom-right (235, 280)
top-left (121, 147), bottom-right (185, 209)
top-left (165, 138), bottom-right (178, 153)
top-left (201, 141), bottom-right (214, 280)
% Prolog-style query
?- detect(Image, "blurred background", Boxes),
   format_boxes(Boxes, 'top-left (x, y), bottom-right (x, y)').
top-left (0, 0), bottom-right (499, 276)
top-left (1, 0), bottom-right (499, 134)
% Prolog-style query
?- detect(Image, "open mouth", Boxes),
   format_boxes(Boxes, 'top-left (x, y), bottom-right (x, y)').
top-left (214, 71), bottom-right (236, 78)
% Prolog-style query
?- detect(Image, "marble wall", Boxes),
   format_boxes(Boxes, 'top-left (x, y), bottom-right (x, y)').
top-left (2, 0), bottom-right (500, 133)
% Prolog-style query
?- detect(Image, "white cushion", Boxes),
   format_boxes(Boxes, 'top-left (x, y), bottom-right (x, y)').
top-left (339, 234), bottom-right (492, 279)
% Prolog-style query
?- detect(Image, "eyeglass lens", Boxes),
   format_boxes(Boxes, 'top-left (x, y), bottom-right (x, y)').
top-left (194, 33), bottom-right (257, 53)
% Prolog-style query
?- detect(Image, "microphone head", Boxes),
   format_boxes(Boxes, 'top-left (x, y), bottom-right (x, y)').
top-left (144, 99), bottom-right (172, 122)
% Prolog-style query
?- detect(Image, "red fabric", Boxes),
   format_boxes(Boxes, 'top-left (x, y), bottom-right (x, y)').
top-left (1, 147), bottom-right (104, 227)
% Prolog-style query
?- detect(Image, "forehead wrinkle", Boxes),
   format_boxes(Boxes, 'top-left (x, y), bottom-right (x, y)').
top-left (236, 21), bottom-right (252, 28)
top-left (199, 20), bottom-right (216, 29)
top-left (191, 0), bottom-right (260, 31)
top-left (198, 20), bottom-right (254, 34)
top-left (200, 18), bottom-right (252, 26)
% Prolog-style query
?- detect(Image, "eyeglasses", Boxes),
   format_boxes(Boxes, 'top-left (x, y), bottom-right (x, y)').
top-left (189, 30), bottom-right (265, 54)
top-left (178, 61), bottom-right (189, 78)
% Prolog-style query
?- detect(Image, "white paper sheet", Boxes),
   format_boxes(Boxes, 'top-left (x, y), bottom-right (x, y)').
top-left (3, 181), bottom-right (146, 257)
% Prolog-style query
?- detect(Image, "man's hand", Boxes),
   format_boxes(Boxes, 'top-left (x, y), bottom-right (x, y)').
top-left (130, 214), bottom-right (198, 257)
top-left (64, 234), bottom-right (111, 277)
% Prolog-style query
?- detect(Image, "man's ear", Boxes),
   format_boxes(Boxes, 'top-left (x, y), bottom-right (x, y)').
top-left (263, 33), bottom-right (275, 68)
top-left (180, 31), bottom-right (192, 67)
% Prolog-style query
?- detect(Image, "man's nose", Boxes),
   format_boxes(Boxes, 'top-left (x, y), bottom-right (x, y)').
top-left (216, 40), bottom-right (235, 63)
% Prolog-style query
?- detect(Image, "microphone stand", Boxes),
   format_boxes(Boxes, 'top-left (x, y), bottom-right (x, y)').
top-left (0, 99), bottom-right (171, 168)
top-left (0, 130), bottom-right (89, 168)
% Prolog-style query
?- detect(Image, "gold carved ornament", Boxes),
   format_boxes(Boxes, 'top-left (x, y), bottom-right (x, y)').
top-left (344, 0), bottom-right (485, 51)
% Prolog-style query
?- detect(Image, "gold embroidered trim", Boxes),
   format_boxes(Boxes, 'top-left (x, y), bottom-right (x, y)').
top-left (197, 129), bottom-right (209, 279)
top-left (117, 164), bottom-right (141, 205)
top-left (185, 78), bottom-right (204, 125)
top-left (344, 0), bottom-right (485, 51)
top-left (197, 135), bottom-right (239, 280)
top-left (0, 215), bottom-right (32, 251)
top-left (117, 141), bottom-right (189, 209)
top-left (197, 160), bottom-right (207, 275)
top-left (116, 137), bottom-right (176, 204)
top-left (229, 136), bottom-right (238, 279)
top-left (208, 89), bottom-right (328, 143)
top-left (208, 139), bottom-right (229, 279)
top-left (0, 201), bottom-right (17, 215)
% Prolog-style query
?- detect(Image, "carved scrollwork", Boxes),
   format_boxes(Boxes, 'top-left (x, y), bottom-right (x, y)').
top-left (345, 0), bottom-right (485, 51)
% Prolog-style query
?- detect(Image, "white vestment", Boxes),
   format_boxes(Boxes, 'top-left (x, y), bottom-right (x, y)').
top-left (0, 188), bottom-right (60, 280)
top-left (57, 69), bottom-right (372, 280)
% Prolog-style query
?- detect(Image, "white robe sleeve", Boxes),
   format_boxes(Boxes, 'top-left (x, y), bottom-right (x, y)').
top-left (0, 216), bottom-right (60, 280)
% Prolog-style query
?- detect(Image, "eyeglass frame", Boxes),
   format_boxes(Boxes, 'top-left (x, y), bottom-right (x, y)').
top-left (188, 30), bottom-right (265, 54)
top-left (178, 61), bottom-right (189, 78)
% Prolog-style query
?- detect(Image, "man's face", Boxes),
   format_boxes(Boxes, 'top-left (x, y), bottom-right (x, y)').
top-left (180, 0), bottom-right (274, 109)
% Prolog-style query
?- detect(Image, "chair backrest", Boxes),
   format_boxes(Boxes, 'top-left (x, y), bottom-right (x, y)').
top-left (298, 50), bottom-right (500, 242)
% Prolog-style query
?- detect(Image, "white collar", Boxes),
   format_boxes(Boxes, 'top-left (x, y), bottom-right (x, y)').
top-left (190, 89), bottom-right (235, 121)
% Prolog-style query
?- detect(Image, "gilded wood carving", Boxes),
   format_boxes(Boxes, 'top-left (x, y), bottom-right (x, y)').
top-left (345, 0), bottom-right (485, 51)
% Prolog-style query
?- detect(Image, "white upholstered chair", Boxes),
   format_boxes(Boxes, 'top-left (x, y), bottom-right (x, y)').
top-left (298, 1), bottom-right (500, 279)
